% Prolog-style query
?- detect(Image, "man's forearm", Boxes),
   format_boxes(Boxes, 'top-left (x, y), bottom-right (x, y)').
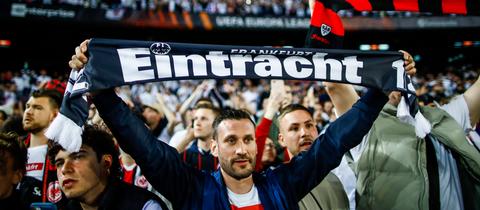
top-left (464, 76), bottom-right (480, 126)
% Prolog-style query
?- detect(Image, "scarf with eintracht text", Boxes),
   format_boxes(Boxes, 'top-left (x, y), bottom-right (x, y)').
top-left (46, 38), bottom-right (415, 151)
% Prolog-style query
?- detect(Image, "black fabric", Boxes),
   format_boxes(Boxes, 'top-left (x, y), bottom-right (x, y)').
top-left (305, 27), bottom-right (344, 49)
top-left (152, 117), bottom-right (168, 138)
top-left (65, 180), bottom-right (166, 210)
top-left (369, 0), bottom-right (394, 11)
top-left (18, 176), bottom-right (42, 208)
top-left (453, 152), bottom-right (480, 210)
top-left (467, 0), bottom-right (480, 15)
top-left (60, 38), bottom-right (413, 131)
top-left (425, 135), bottom-right (440, 210)
top-left (0, 189), bottom-right (29, 210)
top-left (52, 38), bottom-right (413, 154)
top-left (418, 0), bottom-right (443, 15)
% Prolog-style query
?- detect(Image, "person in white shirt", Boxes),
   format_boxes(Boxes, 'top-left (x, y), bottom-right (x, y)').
top-left (22, 89), bottom-right (66, 206)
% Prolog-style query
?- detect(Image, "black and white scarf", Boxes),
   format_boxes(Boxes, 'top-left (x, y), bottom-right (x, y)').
top-left (46, 38), bottom-right (416, 151)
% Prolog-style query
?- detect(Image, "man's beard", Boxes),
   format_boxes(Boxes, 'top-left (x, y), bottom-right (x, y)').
top-left (23, 124), bottom-right (44, 134)
top-left (220, 154), bottom-right (255, 180)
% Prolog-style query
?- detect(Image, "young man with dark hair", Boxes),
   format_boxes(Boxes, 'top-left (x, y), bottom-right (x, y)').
top-left (175, 103), bottom-right (220, 172)
top-left (22, 89), bottom-right (68, 207)
top-left (0, 132), bottom-right (29, 210)
top-left (88, 87), bottom-right (386, 209)
top-left (48, 125), bottom-right (166, 210)
top-left (71, 40), bottom-right (388, 209)
top-left (277, 104), bottom-right (349, 210)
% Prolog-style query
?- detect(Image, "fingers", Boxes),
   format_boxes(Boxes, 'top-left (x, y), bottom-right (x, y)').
top-left (69, 39), bottom-right (90, 70)
top-left (405, 65), bottom-right (417, 76)
top-left (399, 50), bottom-right (416, 76)
top-left (405, 60), bottom-right (415, 71)
top-left (399, 50), bottom-right (413, 64)
top-left (75, 46), bottom-right (88, 63)
top-left (80, 39), bottom-right (90, 53)
top-left (69, 54), bottom-right (85, 69)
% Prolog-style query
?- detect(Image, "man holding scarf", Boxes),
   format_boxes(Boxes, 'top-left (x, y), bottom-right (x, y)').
top-left (67, 39), bottom-right (390, 210)
top-left (325, 73), bottom-right (480, 210)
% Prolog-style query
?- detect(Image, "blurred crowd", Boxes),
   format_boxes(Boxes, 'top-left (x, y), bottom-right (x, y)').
top-left (1, 62), bottom-right (478, 134)
top-left (16, 0), bottom-right (430, 18)
top-left (1, 54), bottom-right (479, 210)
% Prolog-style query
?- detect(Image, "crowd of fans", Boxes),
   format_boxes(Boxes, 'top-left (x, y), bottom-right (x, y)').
top-left (0, 63), bottom-right (478, 130)
top-left (0, 63), bottom-right (477, 133)
top-left (0, 52), bottom-right (479, 210)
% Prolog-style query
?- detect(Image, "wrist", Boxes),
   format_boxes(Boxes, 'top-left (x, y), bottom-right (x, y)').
top-left (264, 108), bottom-right (277, 120)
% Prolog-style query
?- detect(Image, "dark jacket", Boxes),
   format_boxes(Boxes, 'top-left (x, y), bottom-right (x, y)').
top-left (93, 89), bottom-right (387, 210)
top-left (181, 139), bottom-right (218, 173)
top-left (0, 189), bottom-right (30, 210)
top-left (65, 180), bottom-right (166, 210)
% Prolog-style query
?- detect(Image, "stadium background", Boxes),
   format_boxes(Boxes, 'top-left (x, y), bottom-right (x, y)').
top-left (0, 0), bottom-right (479, 75)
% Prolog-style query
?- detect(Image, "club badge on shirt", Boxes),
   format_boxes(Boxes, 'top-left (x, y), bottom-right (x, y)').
top-left (48, 181), bottom-right (62, 203)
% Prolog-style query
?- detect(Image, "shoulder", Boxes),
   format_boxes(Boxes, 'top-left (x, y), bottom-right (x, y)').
top-left (142, 200), bottom-right (165, 210)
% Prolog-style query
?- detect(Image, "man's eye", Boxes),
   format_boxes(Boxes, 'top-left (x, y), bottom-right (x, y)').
top-left (73, 154), bottom-right (83, 160)
top-left (55, 161), bottom-right (64, 168)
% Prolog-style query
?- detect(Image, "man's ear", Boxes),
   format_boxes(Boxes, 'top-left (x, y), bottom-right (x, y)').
top-left (102, 154), bottom-right (113, 170)
top-left (12, 170), bottom-right (23, 185)
top-left (278, 133), bottom-right (286, 148)
top-left (50, 109), bottom-right (59, 122)
top-left (211, 138), bottom-right (218, 157)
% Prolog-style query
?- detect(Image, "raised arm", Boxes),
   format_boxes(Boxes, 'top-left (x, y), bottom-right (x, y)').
top-left (155, 93), bottom-right (179, 136)
top-left (178, 81), bottom-right (208, 115)
top-left (69, 40), bottom-right (200, 209)
top-left (324, 82), bottom-right (359, 116)
top-left (255, 80), bottom-right (285, 171)
top-left (464, 75), bottom-right (480, 126)
top-left (156, 93), bottom-right (177, 126)
top-left (174, 124), bottom-right (195, 153)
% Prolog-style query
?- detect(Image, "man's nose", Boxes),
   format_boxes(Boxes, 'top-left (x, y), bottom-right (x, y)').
top-left (61, 159), bottom-right (73, 175)
top-left (235, 142), bottom-right (247, 155)
top-left (300, 126), bottom-right (308, 136)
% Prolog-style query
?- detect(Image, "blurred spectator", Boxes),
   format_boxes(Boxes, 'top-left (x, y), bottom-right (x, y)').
top-left (21, 89), bottom-right (68, 208)
top-left (0, 132), bottom-right (29, 210)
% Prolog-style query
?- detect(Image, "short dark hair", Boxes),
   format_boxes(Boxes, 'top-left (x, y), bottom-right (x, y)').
top-left (278, 104), bottom-right (313, 123)
top-left (48, 125), bottom-right (121, 180)
top-left (0, 132), bottom-right (27, 175)
top-left (194, 103), bottom-right (220, 117)
top-left (31, 89), bottom-right (63, 109)
top-left (212, 109), bottom-right (255, 140)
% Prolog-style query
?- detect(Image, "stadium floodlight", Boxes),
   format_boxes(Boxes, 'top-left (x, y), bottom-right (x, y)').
top-left (359, 44), bottom-right (370, 51)
top-left (378, 44), bottom-right (389, 51)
